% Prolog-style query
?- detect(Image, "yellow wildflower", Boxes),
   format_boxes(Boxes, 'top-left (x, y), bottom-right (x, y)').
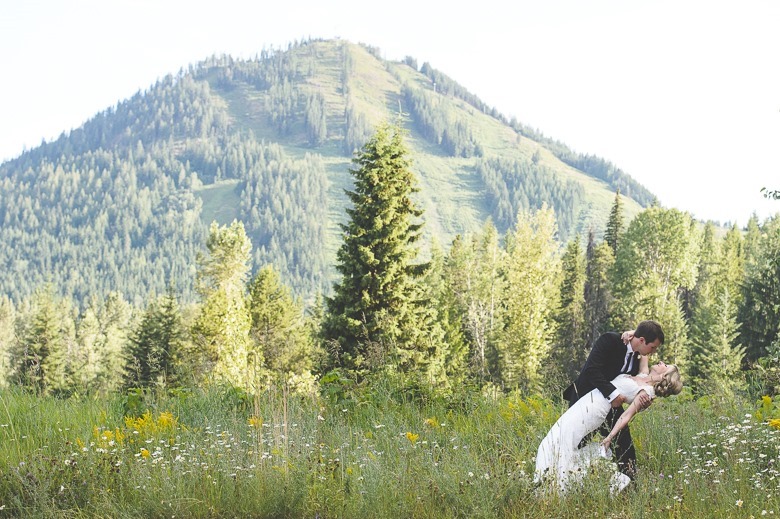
top-left (248, 416), bottom-right (263, 429)
top-left (424, 417), bottom-right (440, 428)
top-left (156, 412), bottom-right (176, 430)
top-left (405, 432), bottom-right (419, 445)
top-left (140, 448), bottom-right (150, 459)
top-left (768, 418), bottom-right (780, 430)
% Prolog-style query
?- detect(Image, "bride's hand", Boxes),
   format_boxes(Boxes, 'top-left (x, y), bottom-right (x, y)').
top-left (636, 390), bottom-right (653, 411)
top-left (621, 330), bottom-right (635, 344)
top-left (601, 437), bottom-right (612, 451)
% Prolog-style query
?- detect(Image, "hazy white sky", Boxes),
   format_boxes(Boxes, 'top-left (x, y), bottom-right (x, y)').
top-left (2, 0), bottom-right (778, 226)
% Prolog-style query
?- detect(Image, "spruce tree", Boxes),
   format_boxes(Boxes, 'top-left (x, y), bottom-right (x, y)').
top-left (19, 285), bottom-right (74, 395)
top-left (125, 289), bottom-right (184, 389)
top-left (604, 189), bottom-right (624, 254)
top-left (424, 242), bottom-right (468, 388)
top-left (583, 229), bottom-right (614, 348)
top-left (323, 123), bottom-right (431, 377)
top-left (740, 215), bottom-right (780, 360)
top-left (553, 237), bottom-right (588, 379)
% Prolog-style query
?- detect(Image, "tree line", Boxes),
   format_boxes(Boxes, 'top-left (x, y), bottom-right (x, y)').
top-left (1, 125), bottom-right (778, 402)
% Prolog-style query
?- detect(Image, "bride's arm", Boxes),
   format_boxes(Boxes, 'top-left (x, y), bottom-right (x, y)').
top-left (600, 391), bottom-right (650, 449)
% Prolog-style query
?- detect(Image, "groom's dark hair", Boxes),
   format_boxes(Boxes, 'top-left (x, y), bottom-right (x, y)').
top-left (635, 320), bottom-right (664, 344)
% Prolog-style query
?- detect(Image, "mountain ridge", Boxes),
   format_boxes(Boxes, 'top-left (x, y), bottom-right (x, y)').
top-left (0, 38), bottom-right (653, 306)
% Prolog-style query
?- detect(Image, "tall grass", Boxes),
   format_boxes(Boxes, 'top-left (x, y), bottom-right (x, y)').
top-left (0, 382), bottom-right (778, 518)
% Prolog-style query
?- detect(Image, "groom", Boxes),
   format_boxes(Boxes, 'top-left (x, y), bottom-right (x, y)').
top-left (562, 320), bottom-right (665, 481)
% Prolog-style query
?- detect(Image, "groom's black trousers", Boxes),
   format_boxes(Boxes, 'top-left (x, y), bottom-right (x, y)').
top-left (575, 404), bottom-right (637, 480)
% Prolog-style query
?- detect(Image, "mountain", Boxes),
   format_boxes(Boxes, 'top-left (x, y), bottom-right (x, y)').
top-left (0, 39), bottom-right (653, 306)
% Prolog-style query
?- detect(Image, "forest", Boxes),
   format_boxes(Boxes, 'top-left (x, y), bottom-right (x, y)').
top-left (2, 120), bottom-right (780, 519)
top-left (1, 123), bottom-right (778, 402)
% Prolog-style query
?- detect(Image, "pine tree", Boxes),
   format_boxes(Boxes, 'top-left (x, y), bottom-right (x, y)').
top-left (191, 221), bottom-right (253, 388)
top-left (499, 205), bottom-right (560, 392)
top-left (583, 229), bottom-right (614, 348)
top-left (689, 223), bottom-right (723, 390)
top-left (553, 237), bottom-right (588, 380)
top-left (424, 242), bottom-right (468, 388)
top-left (740, 215), bottom-right (780, 360)
top-left (323, 123), bottom-right (432, 377)
top-left (125, 289), bottom-right (184, 389)
top-left (19, 285), bottom-right (75, 395)
top-left (720, 224), bottom-right (745, 306)
top-left (604, 189), bottom-right (624, 254)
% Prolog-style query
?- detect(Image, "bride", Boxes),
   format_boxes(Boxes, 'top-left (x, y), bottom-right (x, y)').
top-left (535, 360), bottom-right (682, 493)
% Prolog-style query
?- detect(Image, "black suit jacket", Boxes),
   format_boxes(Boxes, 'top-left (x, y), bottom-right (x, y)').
top-left (563, 331), bottom-right (639, 406)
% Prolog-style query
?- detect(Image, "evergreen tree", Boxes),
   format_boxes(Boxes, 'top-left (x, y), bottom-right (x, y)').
top-left (583, 229), bottom-right (615, 348)
top-left (424, 242), bottom-right (468, 388)
top-left (691, 287), bottom-right (744, 398)
top-left (124, 289), bottom-right (185, 389)
top-left (743, 213), bottom-right (762, 268)
top-left (499, 205), bottom-right (560, 392)
top-left (323, 124), bottom-right (432, 377)
top-left (553, 237), bottom-right (588, 380)
top-left (720, 224), bottom-right (745, 306)
top-left (191, 221), bottom-right (253, 388)
top-left (604, 189), bottom-right (624, 254)
top-left (740, 215), bottom-right (780, 360)
top-left (19, 286), bottom-right (75, 395)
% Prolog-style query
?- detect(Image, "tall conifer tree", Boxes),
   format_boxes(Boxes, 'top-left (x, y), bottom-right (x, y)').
top-left (20, 285), bottom-right (75, 395)
top-left (125, 289), bottom-right (184, 389)
top-left (323, 124), bottom-right (432, 377)
top-left (583, 229), bottom-right (614, 348)
top-left (553, 237), bottom-right (588, 379)
top-left (604, 189), bottom-right (624, 254)
top-left (740, 215), bottom-right (780, 360)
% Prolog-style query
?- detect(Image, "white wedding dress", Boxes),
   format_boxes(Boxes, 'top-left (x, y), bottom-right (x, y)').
top-left (534, 374), bottom-right (654, 494)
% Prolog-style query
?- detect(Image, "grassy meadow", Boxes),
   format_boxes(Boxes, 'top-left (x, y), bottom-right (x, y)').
top-left (1, 382), bottom-right (779, 518)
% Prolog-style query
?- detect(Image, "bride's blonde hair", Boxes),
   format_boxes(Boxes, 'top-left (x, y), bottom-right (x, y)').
top-left (654, 365), bottom-right (683, 397)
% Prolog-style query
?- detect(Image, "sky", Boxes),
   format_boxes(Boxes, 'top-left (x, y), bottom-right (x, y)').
top-left (2, 0), bottom-right (779, 226)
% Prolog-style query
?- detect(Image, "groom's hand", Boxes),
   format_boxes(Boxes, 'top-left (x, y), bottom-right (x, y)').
top-left (611, 395), bottom-right (626, 408)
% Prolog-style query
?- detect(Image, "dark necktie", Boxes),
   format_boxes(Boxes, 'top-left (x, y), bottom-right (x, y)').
top-left (621, 351), bottom-right (638, 373)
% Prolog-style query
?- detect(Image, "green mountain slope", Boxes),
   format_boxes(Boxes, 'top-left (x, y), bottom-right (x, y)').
top-left (0, 39), bottom-right (651, 305)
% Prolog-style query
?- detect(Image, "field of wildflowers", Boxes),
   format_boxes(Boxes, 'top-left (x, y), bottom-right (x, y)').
top-left (1, 383), bottom-right (779, 518)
